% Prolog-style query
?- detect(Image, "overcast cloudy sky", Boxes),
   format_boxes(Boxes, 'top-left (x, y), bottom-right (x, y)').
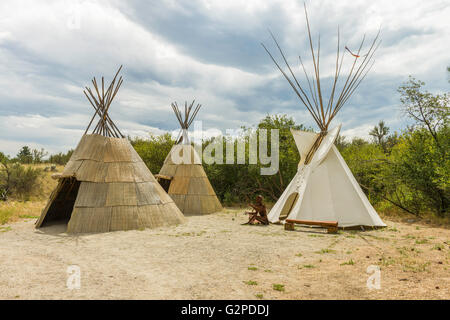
top-left (0, 0), bottom-right (449, 156)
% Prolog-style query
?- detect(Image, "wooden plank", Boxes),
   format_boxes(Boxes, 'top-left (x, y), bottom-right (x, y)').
top-left (155, 174), bottom-right (173, 181)
top-left (284, 222), bottom-right (295, 231)
top-left (286, 219), bottom-right (338, 228)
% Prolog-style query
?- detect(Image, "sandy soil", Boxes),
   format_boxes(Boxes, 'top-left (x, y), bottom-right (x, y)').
top-left (0, 209), bottom-right (449, 300)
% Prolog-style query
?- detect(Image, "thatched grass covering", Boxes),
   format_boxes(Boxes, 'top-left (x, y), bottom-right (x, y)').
top-left (36, 134), bottom-right (185, 233)
top-left (159, 145), bottom-right (222, 215)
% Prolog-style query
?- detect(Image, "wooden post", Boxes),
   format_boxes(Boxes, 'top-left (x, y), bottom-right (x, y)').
top-left (284, 222), bottom-right (295, 231)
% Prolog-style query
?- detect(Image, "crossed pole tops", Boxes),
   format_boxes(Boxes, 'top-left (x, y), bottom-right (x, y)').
top-left (261, 3), bottom-right (380, 133)
top-left (171, 100), bottom-right (201, 144)
top-left (83, 65), bottom-right (124, 138)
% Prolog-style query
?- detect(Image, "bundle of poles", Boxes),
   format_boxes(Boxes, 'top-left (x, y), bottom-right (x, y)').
top-left (83, 65), bottom-right (124, 138)
top-left (261, 4), bottom-right (381, 164)
top-left (261, 4), bottom-right (381, 134)
top-left (171, 100), bottom-right (202, 144)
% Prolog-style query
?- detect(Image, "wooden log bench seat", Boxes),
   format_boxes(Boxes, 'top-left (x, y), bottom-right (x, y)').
top-left (154, 174), bottom-right (173, 181)
top-left (284, 219), bottom-right (338, 234)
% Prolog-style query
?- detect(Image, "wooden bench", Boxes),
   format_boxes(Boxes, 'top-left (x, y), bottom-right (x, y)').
top-left (284, 219), bottom-right (338, 234)
top-left (154, 174), bottom-right (173, 181)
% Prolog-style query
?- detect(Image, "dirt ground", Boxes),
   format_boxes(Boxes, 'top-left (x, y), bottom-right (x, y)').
top-left (0, 208), bottom-right (448, 300)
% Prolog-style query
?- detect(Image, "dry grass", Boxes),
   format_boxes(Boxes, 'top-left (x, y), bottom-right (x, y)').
top-left (376, 203), bottom-right (450, 229)
top-left (0, 200), bottom-right (46, 225)
top-left (27, 164), bottom-right (62, 198)
top-left (0, 164), bottom-right (61, 225)
top-left (0, 208), bottom-right (448, 300)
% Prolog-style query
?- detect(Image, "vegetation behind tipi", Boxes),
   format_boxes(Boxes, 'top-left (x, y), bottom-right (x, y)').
top-left (1, 75), bottom-right (448, 221)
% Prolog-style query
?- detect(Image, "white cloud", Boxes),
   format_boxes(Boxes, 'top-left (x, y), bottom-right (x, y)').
top-left (0, 0), bottom-right (448, 156)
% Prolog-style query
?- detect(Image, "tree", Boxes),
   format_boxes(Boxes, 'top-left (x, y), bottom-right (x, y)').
top-left (48, 150), bottom-right (73, 165)
top-left (388, 75), bottom-right (450, 216)
top-left (32, 148), bottom-right (48, 164)
top-left (203, 114), bottom-right (306, 203)
top-left (0, 152), bottom-right (42, 201)
top-left (387, 129), bottom-right (449, 215)
top-left (369, 120), bottom-right (390, 152)
top-left (447, 66), bottom-right (450, 83)
top-left (334, 133), bottom-right (348, 151)
top-left (398, 76), bottom-right (449, 150)
top-left (16, 146), bottom-right (33, 164)
top-left (130, 133), bottom-right (175, 174)
top-left (341, 142), bottom-right (387, 204)
top-left (0, 152), bottom-right (11, 200)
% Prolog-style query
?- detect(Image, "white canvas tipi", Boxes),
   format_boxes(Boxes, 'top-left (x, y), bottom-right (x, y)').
top-left (268, 125), bottom-right (386, 227)
top-left (263, 4), bottom-right (385, 227)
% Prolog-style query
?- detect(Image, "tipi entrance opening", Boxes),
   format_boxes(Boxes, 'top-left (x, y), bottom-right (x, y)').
top-left (155, 174), bottom-right (173, 193)
top-left (39, 177), bottom-right (80, 227)
top-left (279, 192), bottom-right (299, 220)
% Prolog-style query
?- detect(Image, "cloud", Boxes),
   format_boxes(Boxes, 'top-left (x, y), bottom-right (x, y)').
top-left (0, 0), bottom-right (449, 156)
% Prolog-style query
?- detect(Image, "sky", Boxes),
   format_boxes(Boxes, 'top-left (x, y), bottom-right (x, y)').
top-left (0, 0), bottom-right (449, 156)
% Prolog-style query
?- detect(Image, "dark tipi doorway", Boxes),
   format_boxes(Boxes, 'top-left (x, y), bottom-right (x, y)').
top-left (279, 192), bottom-right (299, 221)
top-left (36, 177), bottom-right (80, 227)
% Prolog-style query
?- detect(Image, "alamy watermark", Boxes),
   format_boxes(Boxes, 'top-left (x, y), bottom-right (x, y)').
top-left (366, 265), bottom-right (381, 290)
top-left (66, 265), bottom-right (81, 290)
top-left (170, 121), bottom-right (279, 175)
top-left (66, 1), bottom-right (81, 30)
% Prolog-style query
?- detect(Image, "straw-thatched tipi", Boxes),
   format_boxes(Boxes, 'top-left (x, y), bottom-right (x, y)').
top-left (156, 101), bottom-right (222, 215)
top-left (262, 5), bottom-right (385, 227)
top-left (36, 67), bottom-right (184, 233)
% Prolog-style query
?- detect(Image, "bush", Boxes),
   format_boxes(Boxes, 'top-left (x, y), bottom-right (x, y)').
top-left (0, 207), bottom-right (14, 225)
top-left (0, 158), bottom-right (43, 201)
top-left (386, 128), bottom-right (449, 216)
top-left (48, 150), bottom-right (73, 165)
top-left (341, 142), bottom-right (387, 204)
top-left (130, 133), bottom-right (175, 174)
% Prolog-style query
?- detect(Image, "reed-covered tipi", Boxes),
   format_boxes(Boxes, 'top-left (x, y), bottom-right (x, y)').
top-left (156, 101), bottom-right (222, 215)
top-left (36, 66), bottom-right (184, 233)
top-left (262, 5), bottom-right (386, 227)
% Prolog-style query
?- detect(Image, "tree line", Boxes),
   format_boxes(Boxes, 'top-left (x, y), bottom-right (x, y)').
top-left (1, 76), bottom-right (448, 218)
top-left (131, 76), bottom-right (448, 217)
